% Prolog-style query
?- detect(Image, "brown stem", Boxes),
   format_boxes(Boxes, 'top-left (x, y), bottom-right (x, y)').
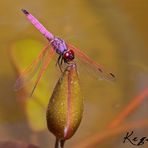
top-left (55, 138), bottom-right (65, 148)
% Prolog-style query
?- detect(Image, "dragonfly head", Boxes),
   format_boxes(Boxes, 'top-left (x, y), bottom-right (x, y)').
top-left (63, 49), bottom-right (75, 62)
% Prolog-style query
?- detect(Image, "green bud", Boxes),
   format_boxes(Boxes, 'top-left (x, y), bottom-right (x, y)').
top-left (46, 63), bottom-right (83, 141)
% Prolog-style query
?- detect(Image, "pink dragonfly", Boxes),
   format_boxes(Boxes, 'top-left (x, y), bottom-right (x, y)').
top-left (15, 9), bottom-right (115, 96)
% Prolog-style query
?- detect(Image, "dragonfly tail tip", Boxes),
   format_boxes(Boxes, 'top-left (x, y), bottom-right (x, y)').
top-left (21, 9), bottom-right (29, 15)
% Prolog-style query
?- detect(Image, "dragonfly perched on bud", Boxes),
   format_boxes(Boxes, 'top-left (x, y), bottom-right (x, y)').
top-left (14, 9), bottom-right (115, 96)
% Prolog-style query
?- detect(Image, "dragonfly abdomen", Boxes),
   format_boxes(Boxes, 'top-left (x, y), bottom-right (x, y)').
top-left (22, 9), bottom-right (54, 41)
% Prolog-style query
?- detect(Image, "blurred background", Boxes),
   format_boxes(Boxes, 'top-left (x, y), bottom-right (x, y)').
top-left (0, 0), bottom-right (148, 147)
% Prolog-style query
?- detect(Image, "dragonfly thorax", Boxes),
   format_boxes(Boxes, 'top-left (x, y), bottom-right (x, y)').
top-left (50, 37), bottom-right (68, 55)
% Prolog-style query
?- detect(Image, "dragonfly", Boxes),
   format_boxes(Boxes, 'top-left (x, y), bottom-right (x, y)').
top-left (15, 9), bottom-right (115, 96)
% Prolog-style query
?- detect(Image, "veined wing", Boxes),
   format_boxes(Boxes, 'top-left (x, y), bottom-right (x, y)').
top-left (67, 43), bottom-right (116, 81)
top-left (14, 44), bottom-right (51, 91)
top-left (30, 47), bottom-right (55, 97)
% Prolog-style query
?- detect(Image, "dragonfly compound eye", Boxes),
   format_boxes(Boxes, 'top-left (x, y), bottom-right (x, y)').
top-left (63, 50), bottom-right (75, 62)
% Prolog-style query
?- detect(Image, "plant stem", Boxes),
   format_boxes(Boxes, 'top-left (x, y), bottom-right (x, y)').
top-left (55, 138), bottom-right (65, 148)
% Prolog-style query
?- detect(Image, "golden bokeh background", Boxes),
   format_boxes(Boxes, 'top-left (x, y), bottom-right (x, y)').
top-left (0, 0), bottom-right (148, 147)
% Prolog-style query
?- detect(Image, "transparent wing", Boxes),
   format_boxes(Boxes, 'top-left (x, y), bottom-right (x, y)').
top-left (67, 43), bottom-right (116, 81)
top-left (14, 44), bottom-right (51, 91)
top-left (30, 47), bottom-right (55, 97)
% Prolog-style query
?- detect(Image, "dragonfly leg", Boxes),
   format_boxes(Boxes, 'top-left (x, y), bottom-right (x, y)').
top-left (56, 55), bottom-right (61, 66)
top-left (63, 58), bottom-right (72, 65)
top-left (56, 55), bottom-right (63, 72)
top-left (60, 56), bottom-right (64, 66)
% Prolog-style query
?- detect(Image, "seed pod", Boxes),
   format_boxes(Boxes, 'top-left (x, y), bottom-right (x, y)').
top-left (46, 63), bottom-right (83, 141)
